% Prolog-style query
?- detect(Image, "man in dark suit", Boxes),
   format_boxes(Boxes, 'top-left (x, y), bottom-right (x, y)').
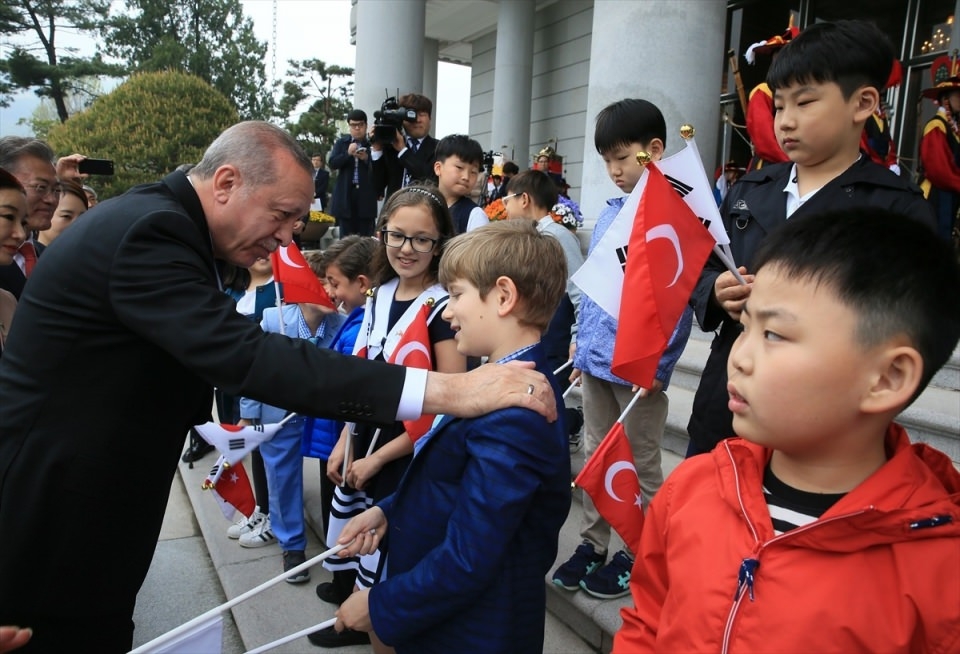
top-left (371, 93), bottom-right (439, 200)
top-left (0, 121), bottom-right (555, 653)
top-left (0, 138), bottom-right (62, 299)
top-left (311, 153), bottom-right (330, 210)
top-left (329, 109), bottom-right (377, 237)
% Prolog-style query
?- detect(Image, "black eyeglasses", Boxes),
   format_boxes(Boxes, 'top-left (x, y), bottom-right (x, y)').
top-left (380, 229), bottom-right (438, 253)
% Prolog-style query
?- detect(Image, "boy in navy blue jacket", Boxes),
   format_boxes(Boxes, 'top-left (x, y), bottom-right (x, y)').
top-left (329, 220), bottom-right (571, 654)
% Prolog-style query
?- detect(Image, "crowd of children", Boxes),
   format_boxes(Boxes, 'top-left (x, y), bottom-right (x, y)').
top-left (171, 18), bottom-right (959, 654)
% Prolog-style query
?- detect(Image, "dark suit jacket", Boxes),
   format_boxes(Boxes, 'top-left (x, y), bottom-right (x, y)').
top-left (0, 171), bottom-right (407, 652)
top-left (369, 344), bottom-right (570, 654)
top-left (687, 158), bottom-right (936, 454)
top-left (313, 166), bottom-right (330, 209)
top-left (372, 134), bottom-right (439, 199)
top-left (328, 134), bottom-right (377, 222)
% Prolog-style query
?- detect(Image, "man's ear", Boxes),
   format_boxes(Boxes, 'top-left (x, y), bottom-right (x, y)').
top-left (852, 86), bottom-right (880, 123)
top-left (211, 164), bottom-right (241, 204)
top-left (861, 344), bottom-right (923, 415)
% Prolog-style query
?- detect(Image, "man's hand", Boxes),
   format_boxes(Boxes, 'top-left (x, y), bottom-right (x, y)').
top-left (392, 129), bottom-right (406, 152)
top-left (0, 627), bottom-right (32, 654)
top-left (335, 589), bottom-right (372, 633)
top-left (347, 142), bottom-right (359, 156)
top-left (336, 507), bottom-right (386, 557)
top-left (423, 361), bottom-right (558, 422)
top-left (713, 267), bottom-right (754, 321)
top-left (56, 154), bottom-right (86, 182)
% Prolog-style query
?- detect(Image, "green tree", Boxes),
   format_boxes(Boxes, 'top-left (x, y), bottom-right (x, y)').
top-left (101, 0), bottom-right (271, 120)
top-left (46, 70), bottom-right (238, 199)
top-left (0, 0), bottom-right (125, 120)
top-left (276, 58), bottom-right (354, 156)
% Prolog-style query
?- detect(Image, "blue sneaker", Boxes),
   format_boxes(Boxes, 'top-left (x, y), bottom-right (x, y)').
top-left (580, 549), bottom-right (633, 599)
top-left (552, 541), bottom-right (605, 591)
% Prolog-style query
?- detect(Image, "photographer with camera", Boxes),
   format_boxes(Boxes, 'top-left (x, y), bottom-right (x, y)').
top-left (329, 109), bottom-right (377, 237)
top-left (370, 93), bottom-right (438, 199)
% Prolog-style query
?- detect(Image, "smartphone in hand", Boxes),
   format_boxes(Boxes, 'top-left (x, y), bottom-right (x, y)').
top-left (78, 158), bottom-right (115, 175)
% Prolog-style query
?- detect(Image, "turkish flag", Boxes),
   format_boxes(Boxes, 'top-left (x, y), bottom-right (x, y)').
top-left (270, 242), bottom-right (335, 308)
top-left (575, 422), bottom-right (644, 553)
top-left (211, 460), bottom-right (255, 520)
top-left (611, 162), bottom-right (715, 388)
top-left (388, 303), bottom-right (435, 440)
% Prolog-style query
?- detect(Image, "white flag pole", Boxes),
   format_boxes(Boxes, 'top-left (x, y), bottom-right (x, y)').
top-left (244, 618), bottom-right (338, 654)
top-left (129, 545), bottom-right (347, 654)
top-left (277, 412), bottom-right (299, 427)
top-left (553, 360), bottom-right (573, 376)
top-left (562, 384), bottom-right (578, 399)
top-left (616, 388), bottom-right (645, 425)
top-left (340, 423), bottom-right (355, 485)
top-left (713, 244), bottom-right (748, 285)
top-left (364, 428), bottom-right (382, 458)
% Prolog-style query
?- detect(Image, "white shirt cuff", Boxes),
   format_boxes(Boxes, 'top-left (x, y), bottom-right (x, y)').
top-left (396, 368), bottom-right (427, 420)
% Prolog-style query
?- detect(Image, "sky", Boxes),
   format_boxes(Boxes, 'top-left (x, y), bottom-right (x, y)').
top-left (0, 0), bottom-right (471, 138)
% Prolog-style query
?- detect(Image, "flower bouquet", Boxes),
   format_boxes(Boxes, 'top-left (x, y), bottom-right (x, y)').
top-left (484, 198), bottom-right (508, 221)
top-left (550, 195), bottom-right (584, 232)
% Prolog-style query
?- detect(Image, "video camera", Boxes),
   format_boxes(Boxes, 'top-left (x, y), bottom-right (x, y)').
top-left (372, 96), bottom-right (416, 144)
top-left (482, 150), bottom-right (500, 173)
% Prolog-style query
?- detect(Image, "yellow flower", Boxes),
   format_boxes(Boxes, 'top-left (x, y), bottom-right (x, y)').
top-left (309, 210), bottom-right (336, 224)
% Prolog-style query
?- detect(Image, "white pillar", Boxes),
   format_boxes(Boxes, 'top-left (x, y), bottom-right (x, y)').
top-left (579, 0), bottom-right (727, 226)
top-left (423, 38), bottom-right (439, 126)
top-left (491, 0), bottom-right (535, 162)
top-left (355, 0), bottom-right (426, 121)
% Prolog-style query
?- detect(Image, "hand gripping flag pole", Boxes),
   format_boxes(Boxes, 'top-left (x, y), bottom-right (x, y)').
top-left (128, 544), bottom-right (347, 654)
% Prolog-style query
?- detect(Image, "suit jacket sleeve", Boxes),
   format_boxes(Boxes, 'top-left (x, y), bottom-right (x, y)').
top-left (329, 137), bottom-right (353, 171)
top-left (108, 211), bottom-right (407, 425)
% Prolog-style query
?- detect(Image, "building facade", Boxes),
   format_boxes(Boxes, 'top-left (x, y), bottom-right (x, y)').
top-left (351, 0), bottom-right (959, 225)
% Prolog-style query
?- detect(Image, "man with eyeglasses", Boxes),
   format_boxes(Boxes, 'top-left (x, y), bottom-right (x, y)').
top-left (371, 93), bottom-right (439, 199)
top-left (0, 137), bottom-right (84, 299)
top-left (329, 109), bottom-right (377, 237)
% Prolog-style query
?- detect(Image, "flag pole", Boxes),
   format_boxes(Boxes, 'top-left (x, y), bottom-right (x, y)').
top-left (365, 427), bottom-right (382, 458)
top-left (341, 424), bottom-right (354, 485)
top-left (616, 388), bottom-right (645, 425)
top-left (245, 618), bottom-right (338, 654)
top-left (553, 360), bottom-right (573, 376)
top-left (713, 244), bottom-right (748, 285)
top-left (273, 277), bottom-right (285, 333)
top-left (277, 412), bottom-right (298, 427)
top-left (129, 544), bottom-right (347, 654)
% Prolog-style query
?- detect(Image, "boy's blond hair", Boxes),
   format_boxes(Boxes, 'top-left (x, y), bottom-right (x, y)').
top-left (439, 220), bottom-right (566, 332)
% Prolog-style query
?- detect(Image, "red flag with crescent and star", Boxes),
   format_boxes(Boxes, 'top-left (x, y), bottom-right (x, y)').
top-left (388, 303), bottom-right (435, 440)
top-left (575, 422), bottom-right (644, 553)
top-left (270, 242), bottom-right (335, 309)
top-left (211, 460), bottom-right (255, 520)
top-left (611, 162), bottom-right (715, 388)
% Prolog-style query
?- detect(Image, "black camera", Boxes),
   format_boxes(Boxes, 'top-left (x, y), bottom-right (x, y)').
top-left (373, 96), bottom-right (416, 144)
top-left (482, 150), bottom-right (500, 173)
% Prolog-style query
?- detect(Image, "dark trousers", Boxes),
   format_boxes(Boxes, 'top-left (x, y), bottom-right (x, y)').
top-left (339, 186), bottom-right (375, 237)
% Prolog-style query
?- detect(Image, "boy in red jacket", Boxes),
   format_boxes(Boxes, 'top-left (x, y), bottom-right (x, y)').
top-left (614, 208), bottom-right (960, 653)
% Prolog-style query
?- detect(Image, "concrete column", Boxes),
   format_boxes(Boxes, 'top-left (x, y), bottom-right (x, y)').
top-left (491, 0), bottom-right (535, 162)
top-left (422, 38), bottom-right (439, 126)
top-left (579, 0), bottom-right (727, 226)
top-left (354, 0), bottom-right (426, 121)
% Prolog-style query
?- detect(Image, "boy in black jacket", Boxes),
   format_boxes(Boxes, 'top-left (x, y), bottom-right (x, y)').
top-left (687, 19), bottom-right (936, 456)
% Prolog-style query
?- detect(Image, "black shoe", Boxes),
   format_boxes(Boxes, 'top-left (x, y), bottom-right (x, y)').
top-left (283, 550), bottom-right (310, 584)
top-left (315, 581), bottom-right (348, 605)
top-left (181, 431), bottom-right (215, 464)
top-left (307, 625), bottom-right (370, 647)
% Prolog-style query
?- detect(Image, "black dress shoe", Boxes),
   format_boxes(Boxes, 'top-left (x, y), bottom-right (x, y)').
top-left (307, 625), bottom-right (370, 647)
top-left (315, 581), bottom-right (348, 605)
top-left (181, 432), bottom-right (215, 463)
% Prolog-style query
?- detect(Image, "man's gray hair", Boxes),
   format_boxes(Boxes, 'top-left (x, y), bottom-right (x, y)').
top-left (191, 121), bottom-right (311, 186)
top-left (0, 136), bottom-right (56, 174)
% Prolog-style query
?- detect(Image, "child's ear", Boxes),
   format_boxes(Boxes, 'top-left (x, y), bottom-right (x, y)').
top-left (861, 343), bottom-right (923, 415)
top-left (852, 86), bottom-right (880, 123)
top-left (493, 275), bottom-right (519, 316)
top-left (645, 138), bottom-right (665, 160)
top-left (356, 274), bottom-right (371, 293)
top-left (433, 160), bottom-right (443, 176)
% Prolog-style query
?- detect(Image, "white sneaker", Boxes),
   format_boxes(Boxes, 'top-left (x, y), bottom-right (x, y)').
top-left (239, 514), bottom-right (277, 548)
top-left (227, 507), bottom-right (265, 540)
